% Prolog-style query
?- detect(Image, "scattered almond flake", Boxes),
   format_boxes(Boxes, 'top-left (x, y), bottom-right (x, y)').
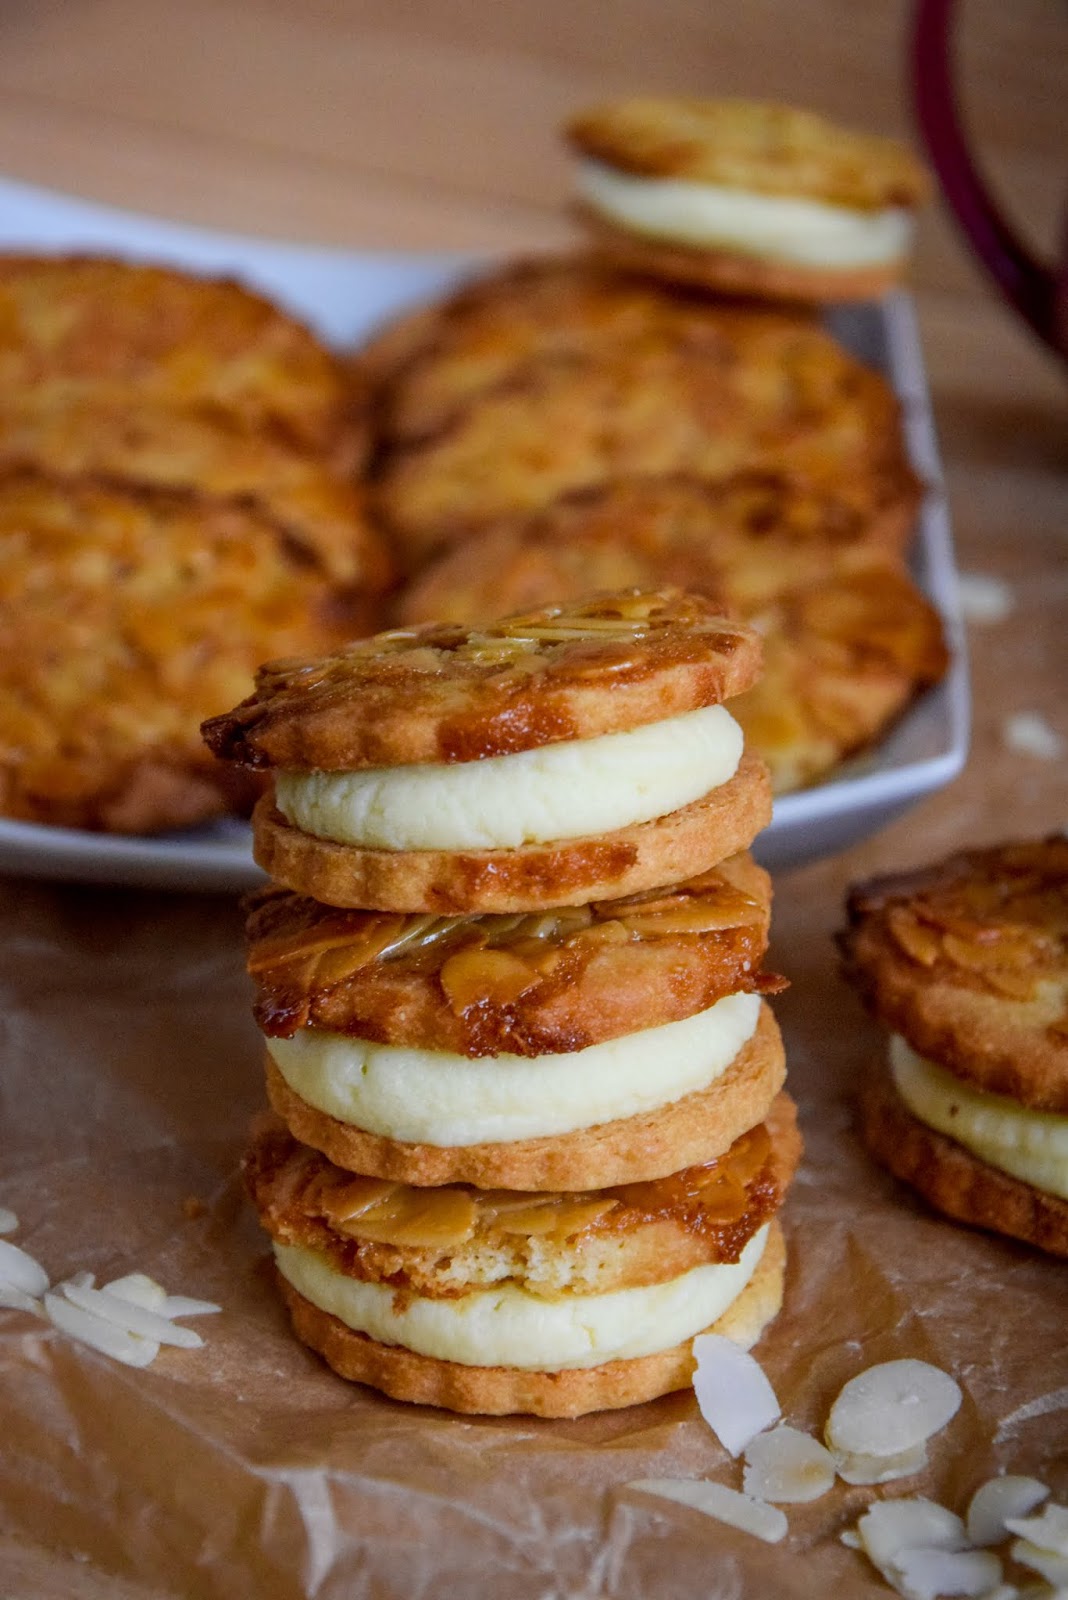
top-left (891, 1547), bottom-right (1003, 1600)
top-left (857, 1500), bottom-right (969, 1574)
top-left (0, 1208), bottom-right (17, 1235)
top-left (59, 1281), bottom-right (203, 1348)
top-left (0, 1238), bottom-right (49, 1299)
top-left (840, 1529), bottom-right (863, 1550)
top-left (66, 1271), bottom-right (95, 1292)
top-left (160, 1294), bottom-right (221, 1319)
top-left (1002, 713), bottom-right (1064, 761)
top-left (742, 1425), bottom-right (836, 1504)
top-left (825, 1360), bottom-right (962, 1458)
top-left (691, 1333), bottom-right (780, 1457)
top-left (1005, 1505), bottom-right (1068, 1559)
top-left (625, 1479), bottom-right (787, 1543)
top-left (956, 572), bottom-right (1014, 624)
top-left (103, 1272), bottom-right (168, 1312)
top-left (0, 1283), bottom-right (45, 1315)
top-left (834, 1442), bottom-right (929, 1485)
top-left (966, 1477), bottom-right (1049, 1546)
top-left (44, 1291), bottom-right (160, 1368)
top-left (1010, 1540), bottom-right (1068, 1588)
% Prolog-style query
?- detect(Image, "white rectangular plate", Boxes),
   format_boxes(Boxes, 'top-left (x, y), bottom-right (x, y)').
top-left (0, 176), bottom-right (968, 890)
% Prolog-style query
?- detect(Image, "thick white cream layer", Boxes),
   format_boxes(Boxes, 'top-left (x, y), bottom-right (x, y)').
top-left (274, 1224), bottom-right (768, 1370)
top-left (890, 1036), bottom-right (1068, 1201)
top-left (274, 703), bottom-right (742, 851)
top-left (577, 159), bottom-right (912, 268)
top-left (267, 989), bottom-right (761, 1146)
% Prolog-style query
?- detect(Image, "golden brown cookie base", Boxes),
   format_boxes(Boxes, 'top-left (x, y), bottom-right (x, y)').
top-left (264, 998), bottom-right (786, 1189)
top-left (252, 755), bottom-right (771, 913)
top-left (577, 210), bottom-right (905, 306)
top-left (275, 1217), bottom-right (785, 1416)
top-left (860, 1062), bottom-right (1068, 1259)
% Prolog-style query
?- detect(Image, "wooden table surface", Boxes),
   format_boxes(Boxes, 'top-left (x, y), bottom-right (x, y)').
top-left (0, 2), bottom-right (1064, 1594)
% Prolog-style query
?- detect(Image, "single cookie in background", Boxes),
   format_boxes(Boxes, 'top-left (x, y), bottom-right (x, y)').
top-left (0, 469), bottom-right (376, 833)
top-left (564, 98), bottom-right (930, 304)
top-left (203, 589), bottom-right (772, 912)
top-left (365, 257), bottom-right (919, 571)
top-left (244, 1098), bottom-right (799, 1417)
top-left (396, 475), bottom-right (947, 794)
top-left (840, 838), bottom-right (1068, 1257)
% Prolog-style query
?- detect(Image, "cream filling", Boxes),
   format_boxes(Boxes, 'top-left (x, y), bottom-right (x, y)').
top-left (576, 159), bottom-right (912, 268)
top-left (274, 1224), bottom-right (768, 1371)
top-left (274, 703), bottom-right (742, 851)
top-left (266, 989), bottom-right (761, 1146)
top-left (890, 1036), bottom-right (1068, 1201)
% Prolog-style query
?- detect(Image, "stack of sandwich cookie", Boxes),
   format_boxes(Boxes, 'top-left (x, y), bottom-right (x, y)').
top-left (204, 589), bottom-right (800, 1415)
top-left (840, 838), bottom-right (1068, 1258)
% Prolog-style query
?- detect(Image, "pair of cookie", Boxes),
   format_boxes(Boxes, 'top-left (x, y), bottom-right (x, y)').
top-left (204, 590), bottom-right (801, 1415)
top-left (0, 256), bottom-right (389, 832)
top-left (841, 838), bottom-right (1068, 1258)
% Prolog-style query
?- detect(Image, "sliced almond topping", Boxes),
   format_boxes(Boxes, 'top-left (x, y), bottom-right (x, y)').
top-left (337, 1186), bottom-right (479, 1249)
top-left (966, 1476), bottom-right (1049, 1547)
top-left (691, 1333), bottom-right (780, 1457)
top-left (888, 907), bottom-right (942, 967)
top-left (321, 1176), bottom-right (400, 1225)
top-left (0, 1208), bottom-right (17, 1235)
top-left (0, 1238), bottom-right (49, 1299)
top-left (833, 1442), bottom-right (928, 1485)
top-left (1004, 1503), bottom-right (1068, 1559)
top-left (439, 947), bottom-right (537, 1012)
top-left (889, 1547), bottom-right (1003, 1600)
top-left (625, 1479), bottom-right (787, 1543)
top-left (742, 1425), bottom-right (835, 1504)
top-left (45, 1291), bottom-right (160, 1369)
top-left (825, 1360), bottom-right (962, 1458)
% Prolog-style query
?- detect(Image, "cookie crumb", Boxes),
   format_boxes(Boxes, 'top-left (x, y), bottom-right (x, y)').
top-left (182, 1196), bottom-right (208, 1221)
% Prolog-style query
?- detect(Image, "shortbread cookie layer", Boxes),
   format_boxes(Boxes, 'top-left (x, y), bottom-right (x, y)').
top-left (245, 851), bottom-right (776, 1054)
top-left (860, 1063), bottom-right (1068, 1259)
top-left (841, 838), bottom-right (1068, 1112)
top-left (274, 1217), bottom-right (785, 1416)
top-left (202, 590), bottom-right (762, 772)
top-left (251, 755), bottom-right (771, 912)
top-left (264, 998), bottom-right (785, 1188)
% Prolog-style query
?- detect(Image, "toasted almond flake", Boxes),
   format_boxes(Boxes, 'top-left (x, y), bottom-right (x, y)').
top-left (1005, 1505), bottom-right (1068, 1559)
top-left (825, 1361), bottom-right (962, 1458)
top-left (45, 1291), bottom-right (160, 1368)
top-left (0, 1239), bottom-right (49, 1299)
top-left (1002, 713), bottom-right (1064, 761)
top-left (60, 1281), bottom-right (203, 1348)
top-left (103, 1273), bottom-right (168, 1312)
top-left (1010, 1540), bottom-right (1068, 1587)
top-left (625, 1479), bottom-right (787, 1543)
top-left (160, 1294), bottom-right (221, 1319)
top-left (966, 1477), bottom-right (1049, 1546)
top-left (834, 1442), bottom-right (929, 1485)
top-left (891, 1547), bottom-right (1003, 1600)
top-left (691, 1333), bottom-right (780, 1457)
top-left (0, 1283), bottom-right (45, 1315)
top-left (0, 1208), bottom-right (17, 1235)
top-left (956, 572), bottom-right (1014, 624)
top-left (742, 1425), bottom-right (836, 1503)
top-left (857, 1500), bottom-right (968, 1573)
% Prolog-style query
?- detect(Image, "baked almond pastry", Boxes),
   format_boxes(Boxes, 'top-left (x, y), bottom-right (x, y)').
top-left (203, 590), bottom-right (772, 912)
top-left (397, 476), bottom-right (946, 793)
top-left (565, 98), bottom-right (930, 303)
top-left (0, 469), bottom-right (374, 832)
top-left (244, 1097), bottom-right (799, 1416)
top-left (841, 838), bottom-right (1068, 1256)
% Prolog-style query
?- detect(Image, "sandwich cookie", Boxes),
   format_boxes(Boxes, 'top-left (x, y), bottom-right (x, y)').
top-left (245, 853), bottom-right (788, 1189)
top-left (565, 98), bottom-right (930, 304)
top-left (244, 1096), bottom-right (800, 1416)
top-left (841, 838), bottom-right (1068, 1257)
top-left (203, 590), bottom-right (771, 913)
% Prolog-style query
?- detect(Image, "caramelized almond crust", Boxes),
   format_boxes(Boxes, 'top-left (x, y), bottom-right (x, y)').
top-left (246, 1096), bottom-right (799, 1297)
top-left (860, 1063), bottom-right (1068, 1259)
top-left (577, 209), bottom-right (907, 305)
top-left (245, 852), bottom-right (782, 1053)
top-left (565, 99), bottom-right (930, 211)
top-left (274, 1217), bottom-right (786, 1416)
top-left (264, 999), bottom-right (786, 1189)
top-left (840, 839), bottom-right (1068, 1112)
top-left (251, 756), bottom-right (772, 914)
top-left (202, 590), bottom-right (762, 771)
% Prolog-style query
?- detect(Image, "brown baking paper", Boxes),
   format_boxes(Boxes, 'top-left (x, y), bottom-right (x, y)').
top-left (1, 870), bottom-right (1065, 1600)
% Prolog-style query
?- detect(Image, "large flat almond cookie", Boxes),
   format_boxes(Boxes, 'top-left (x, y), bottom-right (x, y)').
top-left (245, 851), bottom-right (781, 1053)
top-left (264, 998), bottom-right (786, 1189)
top-left (274, 1217), bottom-right (786, 1417)
top-left (251, 755), bottom-right (771, 913)
top-left (860, 1063), bottom-right (1068, 1259)
top-left (841, 838), bottom-right (1068, 1111)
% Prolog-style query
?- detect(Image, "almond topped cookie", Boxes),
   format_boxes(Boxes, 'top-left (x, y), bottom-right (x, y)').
top-left (203, 590), bottom-right (772, 912)
top-left (565, 98), bottom-right (930, 303)
top-left (244, 1096), bottom-right (799, 1416)
top-left (841, 837), bottom-right (1068, 1257)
